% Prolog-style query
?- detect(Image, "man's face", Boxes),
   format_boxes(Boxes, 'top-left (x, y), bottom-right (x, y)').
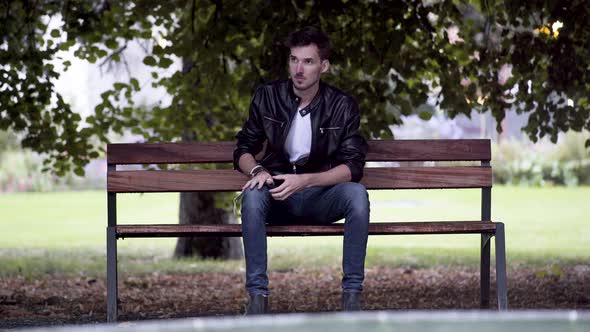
top-left (288, 44), bottom-right (329, 93)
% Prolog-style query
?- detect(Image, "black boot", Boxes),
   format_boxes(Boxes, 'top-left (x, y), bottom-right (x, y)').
top-left (342, 291), bottom-right (362, 311)
top-left (245, 294), bottom-right (269, 315)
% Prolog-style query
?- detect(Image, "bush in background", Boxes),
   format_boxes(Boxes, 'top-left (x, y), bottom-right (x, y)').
top-left (0, 150), bottom-right (105, 193)
top-left (492, 131), bottom-right (590, 186)
top-left (1, 128), bottom-right (109, 193)
top-left (394, 113), bottom-right (590, 187)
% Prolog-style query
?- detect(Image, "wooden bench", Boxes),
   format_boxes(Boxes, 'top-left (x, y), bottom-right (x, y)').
top-left (106, 139), bottom-right (508, 322)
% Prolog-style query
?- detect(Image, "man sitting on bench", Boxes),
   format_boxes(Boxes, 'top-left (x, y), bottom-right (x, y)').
top-left (234, 26), bottom-right (370, 315)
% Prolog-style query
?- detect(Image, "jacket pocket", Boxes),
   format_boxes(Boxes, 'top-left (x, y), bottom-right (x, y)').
top-left (263, 116), bottom-right (285, 128)
top-left (319, 126), bottom-right (341, 134)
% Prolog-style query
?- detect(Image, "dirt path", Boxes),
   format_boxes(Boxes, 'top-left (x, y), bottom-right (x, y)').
top-left (1, 265), bottom-right (589, 329)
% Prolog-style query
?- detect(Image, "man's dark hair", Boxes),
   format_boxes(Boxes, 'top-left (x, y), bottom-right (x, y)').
top-left (285, 26), bottom-right (332, 60)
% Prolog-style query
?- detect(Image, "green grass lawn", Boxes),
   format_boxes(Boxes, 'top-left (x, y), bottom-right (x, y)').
top-left (1, 186), bottom-right (588, 277)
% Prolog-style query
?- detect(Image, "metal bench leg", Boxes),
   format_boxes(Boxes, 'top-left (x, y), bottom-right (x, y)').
top-left (107, 227), bottom-right (118, 322)
top-left (495, 222), bottom-right (508, 310)
top-left (480, 234), bottom-right (491, 308)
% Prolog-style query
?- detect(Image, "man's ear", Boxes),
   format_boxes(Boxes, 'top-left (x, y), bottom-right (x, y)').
top-left (321, 59), bottom-right (330, 73)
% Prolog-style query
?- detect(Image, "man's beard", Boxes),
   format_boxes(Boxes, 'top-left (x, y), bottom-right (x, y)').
top-left (292, 76), bottom-right (316, 91)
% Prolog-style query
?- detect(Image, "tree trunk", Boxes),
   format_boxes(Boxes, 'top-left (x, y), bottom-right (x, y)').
top-left (174, 191), bottom-right (243, 259)
top-left (173, 42), bottom-right (243, 259)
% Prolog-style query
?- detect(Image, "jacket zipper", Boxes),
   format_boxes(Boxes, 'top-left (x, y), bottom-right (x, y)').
top-left (263, 116), bottom-right (285, 128)
top-left (320, 126), bottom-right (341, 134)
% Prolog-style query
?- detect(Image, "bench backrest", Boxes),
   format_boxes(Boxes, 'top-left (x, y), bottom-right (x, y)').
top-left (106, 139), bottom-right (491, 193)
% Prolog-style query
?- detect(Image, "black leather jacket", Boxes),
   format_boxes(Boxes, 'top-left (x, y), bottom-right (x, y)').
top-left (233, 79), bottom-right (368, 182)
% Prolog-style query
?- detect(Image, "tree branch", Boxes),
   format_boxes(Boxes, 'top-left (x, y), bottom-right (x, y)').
top-left (122, 53), bottom-right (132, 77)
top-left (99, 44), bottom-right (127, 68)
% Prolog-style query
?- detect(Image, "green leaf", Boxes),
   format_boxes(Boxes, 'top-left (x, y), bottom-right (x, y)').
top-left (535, 270), bottom-right (547, 278)
top-left (159, 57), bottom-right (173, 68)
top-left (418, 110), bottom-right (433, 121)
top-left (59, 40), bottom-right (74, 51)
top-left (74, 167), bottom-right (85, 176)
top-left (113, 82), bottom-right (127, 91)
top-left (50, 29), bottom-right (61, 38)
top-left (106, 39), bottom-right (118, 50)
top-left (550, 265), bottom-right (565, 278)
top-left (130, 78), bottom-right (140, 91)
top-left (398, 99), bottom-right (413, 116)
top-left (143, 56), bottom-right (157, 66)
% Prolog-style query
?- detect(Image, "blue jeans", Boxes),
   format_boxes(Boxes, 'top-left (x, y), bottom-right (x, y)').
top-left (241, 182), bottom-right (370, 295)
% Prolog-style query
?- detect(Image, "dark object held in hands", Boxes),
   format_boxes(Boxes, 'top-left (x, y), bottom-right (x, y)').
top-left (269, 179), bottom-right (285, 188)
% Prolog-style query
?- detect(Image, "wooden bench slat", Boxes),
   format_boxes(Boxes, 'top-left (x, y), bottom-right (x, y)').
top-left (367, 139), bottom-right (490, 162)
top-left (115, 222), bottom-right (497, 238)
top-left (108, 169), bottom-right (245, 193)
top-left (107, 142), bottom-right (236, 164)
top-left (107, 139), bottom-right (490, 164)
top-left (362, 166), bottom-right (491, 189)
top-left (107, 166), bottom-right (491, 193)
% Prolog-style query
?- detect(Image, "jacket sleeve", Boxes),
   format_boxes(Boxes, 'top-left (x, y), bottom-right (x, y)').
top-left (233, 87), bottom-right (266, 171)
top-left (335, 97), bottom-right (368, 182)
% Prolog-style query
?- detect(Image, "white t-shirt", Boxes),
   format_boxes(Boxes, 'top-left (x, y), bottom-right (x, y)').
top-left (284, 107), bottom-right (311, 163)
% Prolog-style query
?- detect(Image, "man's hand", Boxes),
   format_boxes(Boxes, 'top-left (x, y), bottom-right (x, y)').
top-left (242, 171), bottom-right (273, 190)
top-left (269, 174), bottom-right (309, 201)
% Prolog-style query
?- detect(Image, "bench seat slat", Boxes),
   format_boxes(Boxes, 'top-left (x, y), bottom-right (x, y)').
top-left (108, 142), bottom-right (236, 164)
top-left (107, 139), bottom-right (490, 164)
top-left (115, 222), bottom-right (497, 238)
top-left (107, 166), bottom-right (491, 193)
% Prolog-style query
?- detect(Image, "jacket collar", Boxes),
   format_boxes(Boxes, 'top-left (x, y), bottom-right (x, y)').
top-left (287, 80), bottom-right (324, 115)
